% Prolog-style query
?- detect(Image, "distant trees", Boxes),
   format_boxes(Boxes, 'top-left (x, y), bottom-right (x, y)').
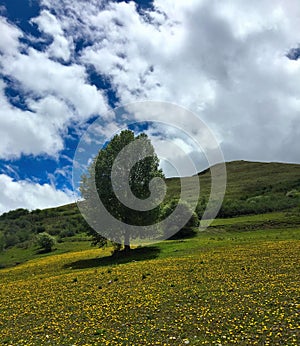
top-left (216, 195), bottom-right (300, 218)
top-left (80, 130), bottom-right (165, 252)
top-left (0, 205), bottom-right (93, 251)
top-left (0, 208), bottom-right (29, 220)
top-left (0, 161), bottom-right (299, 254)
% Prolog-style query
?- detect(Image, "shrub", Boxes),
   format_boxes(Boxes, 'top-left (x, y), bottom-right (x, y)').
top-left (4, 232), bottom-right (19, 248)
top-left (160, 199), bottom-right (199, 239)
top-left (35, 232), bottom-right (56, 252)
top-left (60, 228), bottom-right (75, 238)
top-left (218, 194), bottom-right (300, 218)
top-left (35, 225), bottom-right (46, 233)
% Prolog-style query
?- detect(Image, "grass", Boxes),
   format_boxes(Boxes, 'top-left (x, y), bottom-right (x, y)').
top-left (0, 217), bottom-right (299, 345)
top-left (211, 211), bottom-right (297, 225)
top-left (167, 160), bottom-right (300, 201)
top-left (0, 236), bottom-right (92, 268)
top-left (0, 160), bottom-right (299, 344)
top-left (1, 209), bottom-right (300, 269)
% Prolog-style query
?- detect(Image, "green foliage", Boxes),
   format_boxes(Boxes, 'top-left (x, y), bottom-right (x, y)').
top-left (218, 195), bottom-right (300, 218)
top-left (0, 208), bottom-right (300, 269)
top-left (160, 199), bottom-right (199, 239)
top-left (0, 201), bottom-right (95, 251)
top-left (0, 208), bottom-right (29, 220)
top-left (59, 228), bottom-right (75, 238)
top-left (0, 232), bottom-right (5, 252)
top-left (181, 161), bottom-right (300, 219)
top-left (35, 232), bottom-right (56, 252)
top-left (4, 232), bottom-right (19, 248)
top-left (286, 189), bottom-right (300, 198)
top-left (80, 130), bottom-right (165, 250)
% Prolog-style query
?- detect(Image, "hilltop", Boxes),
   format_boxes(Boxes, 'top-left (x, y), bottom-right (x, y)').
top-left (167, 160), bottom-right (300, 216)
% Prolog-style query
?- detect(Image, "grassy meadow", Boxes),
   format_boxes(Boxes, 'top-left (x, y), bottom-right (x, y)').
top-left (0, 161), bottom-right (300, 345)
top-left (0, 212), bottom-right (299, 345)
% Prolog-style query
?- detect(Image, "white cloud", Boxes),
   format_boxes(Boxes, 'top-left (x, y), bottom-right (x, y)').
top-left (0, 81), bottom-right (64, 158)
top-left (52, 0), bottom-right (300, 164)
top-left (0, 174), bottom-right (75, 214)
top-left (31, 9), bottom-right (64, 36)
top-left (31, 9), bottom-right (73, 61)
top-left (2, 0), bottom-right (300, 165)
top-left (0, 20), bottom-right (109, 160)
top-left (0, 0), bottom-right (300, 213)
top-left (2, 48), bottom-right (108, 119)
top-left (27, 95), bottom-right (72, 130)
top-left (0, 16), bottom-right (23, 55)
top-left (48, 34), bottom-right (71, 61)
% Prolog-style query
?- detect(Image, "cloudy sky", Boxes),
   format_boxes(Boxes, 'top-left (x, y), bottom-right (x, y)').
top-left (0, 0), bottom-right (300, 214)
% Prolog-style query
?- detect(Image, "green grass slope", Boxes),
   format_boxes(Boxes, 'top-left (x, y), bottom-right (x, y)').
top-left (168, 160), bottom-right (300, 217)
top-left (0, 160), bottom-right (299, 268)
top-left (0, 160), bottom-right (299, 344)
top-left (0, 223), bottom-right (299, 345)
top-left (214, 160), bottom-right (300, 199)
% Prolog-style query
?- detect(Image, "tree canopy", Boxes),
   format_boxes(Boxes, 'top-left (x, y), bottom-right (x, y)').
top-left (80, 129), bottom-right (165, 252)
top-left (35, 232), bottom-right (56, 253)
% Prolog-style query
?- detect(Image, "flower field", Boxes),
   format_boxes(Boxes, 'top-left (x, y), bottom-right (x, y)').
top-left (0, 239), bottom-right (299, 345)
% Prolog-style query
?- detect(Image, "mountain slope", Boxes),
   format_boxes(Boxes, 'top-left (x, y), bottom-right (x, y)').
top-left (0, 160), bottom-right (299, 256)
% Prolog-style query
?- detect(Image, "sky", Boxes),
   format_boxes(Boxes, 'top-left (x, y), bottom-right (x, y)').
top-left (0, 0), bottom-right (300, 214)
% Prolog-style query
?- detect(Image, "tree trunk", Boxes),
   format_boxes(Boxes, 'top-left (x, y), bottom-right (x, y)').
top-left (124, 230), bottom-right (131, 253)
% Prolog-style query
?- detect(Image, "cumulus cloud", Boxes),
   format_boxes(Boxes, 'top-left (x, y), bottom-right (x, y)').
top-left (0, 174), bottom-right (74, 214)
top-left (0, 16), bottom-right (23, 55)
top-left (30, 9), bottom-right (73, 61)
top-left (56, 0), bottom-right (299, 165)
top-left (0, 81), bottom-right (64, 158)
top-left (1, 0), bottom-right (300, 212)
top-left (0, 14), bottom-right (109, 161)
top-left (2, 48), bottom-right (108, 120)
top-left (4, 0), bottom-right (299, 166)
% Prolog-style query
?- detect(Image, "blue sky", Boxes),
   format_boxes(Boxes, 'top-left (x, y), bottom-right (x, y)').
top-left (0, 0), bottom-right (122, 191)
top-left (0, 0), bottom-right (300, 214)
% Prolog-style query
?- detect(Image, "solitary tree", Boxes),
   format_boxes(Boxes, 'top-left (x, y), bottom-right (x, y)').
top-left (35, 232), bottom-right (56, 252)
top-left (80, 130), bottom-right (165, 253)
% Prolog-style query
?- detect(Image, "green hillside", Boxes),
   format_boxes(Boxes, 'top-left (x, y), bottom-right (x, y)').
top-left (168, 160), bottom-right (300, 217)
top-left (0, 161), bottom-right (299, 344)
top-left (0, 160), bottom-right (299, 267)
top-left (0, 219), bottom-right (299, 345)
top-left (160, 160), bottom-right (300, 201)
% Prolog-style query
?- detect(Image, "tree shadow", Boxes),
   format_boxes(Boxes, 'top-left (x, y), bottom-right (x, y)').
top-left (35, 248), bottom-right (54, 254)
top-left (166, 229), bottom-right (198, 240)
top-left (64, 246), bottom-right (161, 270)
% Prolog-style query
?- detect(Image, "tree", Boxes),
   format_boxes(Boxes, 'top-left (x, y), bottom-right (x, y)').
top-left (160, 199), bottom-right (199, 239)
top-left (35, 232), bottom-right (56, 252)
top-left (80, 130), bottom-right (165, 253)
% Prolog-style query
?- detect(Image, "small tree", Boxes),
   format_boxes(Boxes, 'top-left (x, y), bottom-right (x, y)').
top-left (80, 130), bottom-right (165, 253)
top-left (35, 232), bottom-right (56, 252)
top-left (160, 199), bottom-right (199, 239)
